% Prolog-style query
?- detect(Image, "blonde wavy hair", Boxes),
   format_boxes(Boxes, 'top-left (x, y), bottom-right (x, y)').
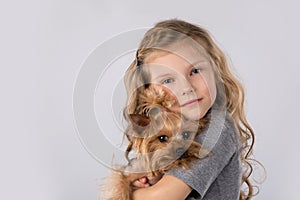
top-left (123, 19), bottom-right (263, 199)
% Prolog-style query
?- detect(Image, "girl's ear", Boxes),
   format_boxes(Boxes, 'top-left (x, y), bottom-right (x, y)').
top-left (129, 114), bottom-right (151, 135)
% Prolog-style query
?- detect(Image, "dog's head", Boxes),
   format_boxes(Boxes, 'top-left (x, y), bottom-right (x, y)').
top-left (126, 84), bottom-right (209, 173)
top-left (128, 106), bottom-right (208, 172)
top-left (130, 106), bottom-right (197, 149)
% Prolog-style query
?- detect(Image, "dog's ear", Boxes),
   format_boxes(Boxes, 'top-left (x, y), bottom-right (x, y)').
top-left (147, 106), bottom-right (167, 133)
top-left (129, 114), bottom-right (151, 126)
top-left (129, 114), bottom-right (151, 134)
top-left (148, 105), bottom-right (165, 119)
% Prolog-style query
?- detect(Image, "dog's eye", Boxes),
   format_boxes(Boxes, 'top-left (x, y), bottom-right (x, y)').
top-left (182, 132), bottom-right (190, 140)
top-left (158, 135), bottom-right (168, 143)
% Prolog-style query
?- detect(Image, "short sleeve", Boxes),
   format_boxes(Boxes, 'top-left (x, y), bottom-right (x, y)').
top-left (165, 111), bottom-right (240, 198)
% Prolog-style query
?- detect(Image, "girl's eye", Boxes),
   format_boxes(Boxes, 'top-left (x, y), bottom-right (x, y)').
top-left (158, 135), bottom-right (169, 143)
top-left (182, 132), bottom-right (190, 140)
top-left (162, 78), bottom-right (174, 84)
top-left (191, 68), bottom-right (201, 75)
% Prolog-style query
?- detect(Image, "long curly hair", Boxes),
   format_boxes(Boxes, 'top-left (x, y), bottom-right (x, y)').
top-left (123, 19), bottom-right (264, 199)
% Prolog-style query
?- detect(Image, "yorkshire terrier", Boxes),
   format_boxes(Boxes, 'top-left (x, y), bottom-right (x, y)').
top-left (100, 85), bottom-right (210, 200)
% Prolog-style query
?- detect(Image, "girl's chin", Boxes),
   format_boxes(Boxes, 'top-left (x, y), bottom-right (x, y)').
top-left (169, 105), bottom-right (207, 120)
top-left (181, 110), bottom-right (204, 121)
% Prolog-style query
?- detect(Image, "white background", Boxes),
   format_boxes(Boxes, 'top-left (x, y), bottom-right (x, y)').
top-left (1, 0), bottom-right (299, 199)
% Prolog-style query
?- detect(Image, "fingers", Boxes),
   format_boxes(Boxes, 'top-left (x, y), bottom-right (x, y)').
top-left (147, 173), bottom-right (163, 185)
top-left (139, 177), bottom-right (148, 184)
top-left (131, 177), bottom-right (150, 189)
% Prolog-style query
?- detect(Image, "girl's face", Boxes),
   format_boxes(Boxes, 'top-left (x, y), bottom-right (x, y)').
top-left (147, 52), bottom-right (217, 120)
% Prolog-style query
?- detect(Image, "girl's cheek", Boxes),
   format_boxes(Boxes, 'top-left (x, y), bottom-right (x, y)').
top-left (207, 80), bottom-right (217, 105)
top-left (169, 95), bottom-right (180, 110)
top-left (169, 103), bottom-right (180, 112)
top-left (201, 72), bottom-right (217, 103)
top-left (163, 84), bottom-right (176, 93)
top-left (158, 85), bottom-right (179, 110)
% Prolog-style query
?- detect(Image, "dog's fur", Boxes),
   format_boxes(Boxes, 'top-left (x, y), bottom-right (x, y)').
top-left (100, 85), bottom-right (209, 200)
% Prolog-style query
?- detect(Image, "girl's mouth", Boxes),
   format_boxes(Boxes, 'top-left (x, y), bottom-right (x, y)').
top-left (181, 98), bottom-right (203, 107)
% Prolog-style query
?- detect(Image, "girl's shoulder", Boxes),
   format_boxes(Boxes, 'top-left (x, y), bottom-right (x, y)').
top-left (167, 109), bottom-right (242, 199)
top-left (197, 108), bottom-right (241, 153)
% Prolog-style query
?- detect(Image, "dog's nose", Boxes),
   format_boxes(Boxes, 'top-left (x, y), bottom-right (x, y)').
top-left (176, 148), bottom-right (185, 156)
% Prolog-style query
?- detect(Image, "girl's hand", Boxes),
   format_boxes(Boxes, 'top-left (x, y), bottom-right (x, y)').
top-left (132, 176), bottom-right (150, 189)
top-left (131, 173), bottom-right (164, 189)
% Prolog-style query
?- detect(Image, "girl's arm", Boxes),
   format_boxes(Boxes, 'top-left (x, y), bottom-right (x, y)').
top-left (133, 175), bottom-right (192, 200)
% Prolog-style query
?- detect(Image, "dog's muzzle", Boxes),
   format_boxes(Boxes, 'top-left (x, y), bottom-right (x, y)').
top-left (175, 148), bottom-right (186, 156)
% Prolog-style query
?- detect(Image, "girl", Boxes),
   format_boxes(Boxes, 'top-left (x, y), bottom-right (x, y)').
top-left (122, 19), bottom-right (263, 200)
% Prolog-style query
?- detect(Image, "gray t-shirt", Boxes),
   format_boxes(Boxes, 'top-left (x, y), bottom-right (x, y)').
top-left (166, 110), bottom-right (242, 200)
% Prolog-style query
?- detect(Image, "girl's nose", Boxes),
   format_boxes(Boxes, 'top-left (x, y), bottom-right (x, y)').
top-left (179, 78), bottom-right (194, 95)
top-left (182, 86), bottom-right (194, 95)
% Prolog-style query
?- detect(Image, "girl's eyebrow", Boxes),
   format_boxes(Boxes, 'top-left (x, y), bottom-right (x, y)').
top-left (152, 73), bottom-right (173, 81)
top-left (189, 60), bottom-right (209, 67)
